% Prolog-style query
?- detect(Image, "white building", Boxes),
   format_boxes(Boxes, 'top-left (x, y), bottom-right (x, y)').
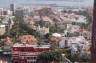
top-left (36, 25), bottom-right (49, 35)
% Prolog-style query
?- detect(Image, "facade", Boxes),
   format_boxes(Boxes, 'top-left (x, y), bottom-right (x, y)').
top-left (3, 10), bottom-right (8, 15)
top-left (12, 43), bottom-right (50, 63)
top-left (0, 57), bottom-right (10, 63)
top-left (10, 4), bottom-right (15, 15)
top-left (3, 37), bottom-right (13, 50)
top-left (15, 9), bottom-right (24, 16)
top-left (0, 8), bottom-right (3, 15)
top-left (36, 26), bottom-right (49, 35)
top-left (19, 35), bottom-right (38, 45)
top-left (0, 25), bottom-right (6, 35)
top-left (0, 8), bottom-right (12, 16)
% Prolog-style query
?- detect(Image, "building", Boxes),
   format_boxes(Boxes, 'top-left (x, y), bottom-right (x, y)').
top-left (0, 57), bottom-right (10, 63)
top-left (81, 29), bottom-right (92, 40)
top-left (2, 37), bottom-right (13, 51)
top-left (10, 4), bottom-right (15, 15)
top-left (19, 35), bottom-right (38, 45)
top-left (15, 9), bottom-right (24, 16)
top-left (0, 24), bottom-right (6, 35)
top-left (3, 10), bottom-right (8, 15)
top-left (0, 8), bottom-right (3, 15)
top-left (36, 25), bottom-right (49, 35)
top-left (15, 6), bottom-right (32, 16)
top-left (7, 10), bottom-right (13, 16)
top-left (12, 43), bottom-right (50, 63)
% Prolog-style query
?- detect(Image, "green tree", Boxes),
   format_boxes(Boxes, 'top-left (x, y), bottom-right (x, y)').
top-left (35, 21), bottom-right (45, 27)
top-left (0, 40), bottom-right (4, 47)
top-left (79, 55), bottom-right (91, 62)
top-left (49, 24), bottom-right (59, 33)
top-left (38, 50), bottom-right (62, 63)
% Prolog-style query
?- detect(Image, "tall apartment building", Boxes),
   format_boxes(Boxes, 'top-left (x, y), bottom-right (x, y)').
top-left (10, 4), bottom-right (15, 15)
top-left (0, 8), bottom-right (3, 16)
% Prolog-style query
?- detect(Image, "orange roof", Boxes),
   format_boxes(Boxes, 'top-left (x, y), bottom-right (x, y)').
top-left (83, 29), bottom-right (91, 32)
top-left (24, 15), bottom-right (33, 19)
top-left (63, 18), bottom-right (70, 22)
top-left (0, 15), bottom-right (10, 16)
top-left (1, 37), bottom-right (12, 43)
top-left (68, 13), bottom-right (76, 19)
top-left (19, 35), bottom-right (38, 45)
top-left (42, 16), bottom-right (52, 22)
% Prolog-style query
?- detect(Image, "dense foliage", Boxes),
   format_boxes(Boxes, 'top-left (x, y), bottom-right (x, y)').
top-left (38, 50), bottom-right (63, 63)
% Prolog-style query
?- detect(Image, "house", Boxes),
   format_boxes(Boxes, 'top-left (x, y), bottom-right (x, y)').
top-left (70, 25), bottom-right (81, 33)
top-left (68, 13), bottom-right (76, 19)
top-left (70, 15), bottom-right (87, 24)
top-left (42, 16), bottom-right (53, 25)
top-left (81, 29), bottom-right (92, 40)
top-left (67, 36), bottom-right (91, 54)
top-left (59, 37), bottom-right (69, 48)
top-left (63, 24), bottom-right (81, 37)
top-left (19, 35), bottom-right (38, 45)
top-left (23, 15), bottom-right (33, 23)
top-left (1, 16), bottom-right (14, 31)
top-left (2, 37), bottom-right (13, 50)
top-left (33, 15), bottom-right (41, 21)
top-left (36, 25), bottom-right (49, 35)
top-left (0, 24), bottom-right (6, 35)
top-left (50, 33), bottom-right (69, 48)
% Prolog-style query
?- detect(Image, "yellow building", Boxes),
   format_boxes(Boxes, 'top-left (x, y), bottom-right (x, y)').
top-left (0, 25), bottom-right (6, 35)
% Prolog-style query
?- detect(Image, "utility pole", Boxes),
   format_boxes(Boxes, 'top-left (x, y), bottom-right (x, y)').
top-left (91, 0), bottom-right (96, 63)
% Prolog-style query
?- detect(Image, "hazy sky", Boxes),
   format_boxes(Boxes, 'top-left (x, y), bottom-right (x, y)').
top-left (0, 0), bottom-right (94, 7)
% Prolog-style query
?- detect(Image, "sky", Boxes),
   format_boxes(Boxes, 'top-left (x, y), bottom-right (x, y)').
top-left (0, 0), bottom-right (94, 7)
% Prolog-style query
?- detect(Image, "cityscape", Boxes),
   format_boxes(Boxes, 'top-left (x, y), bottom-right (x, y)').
top-left (0, 0), bottom-right (94, 63)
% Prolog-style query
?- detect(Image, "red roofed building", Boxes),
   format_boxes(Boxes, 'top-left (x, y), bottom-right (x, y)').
top-left (12, 43), bottom-right (50, 63)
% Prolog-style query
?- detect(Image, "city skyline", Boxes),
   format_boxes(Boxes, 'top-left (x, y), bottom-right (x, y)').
top-left (0, 0), bottom-right (94, 7)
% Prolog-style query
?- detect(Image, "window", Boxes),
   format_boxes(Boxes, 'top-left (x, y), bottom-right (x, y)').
top-left (28, 61), bottom-right (36, 63)
top-left (27, 57), bottom-right (30, 59)
top-left (14, 62), bottom-right (18, 63)
top-left (14, 61), bottom-right (19, 63)
top-left (21, 61), bottom-right (25, 63)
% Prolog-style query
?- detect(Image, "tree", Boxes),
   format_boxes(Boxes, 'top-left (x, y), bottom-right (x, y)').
top-left (0, 40), bottom-right (4, 47)
top-left (38, 50), bottom-right (62, 63)
top-left (35, 21), bottom-right (45, 27)
top-left (49, 24), bottom-right (59, 33)
top-left (12, 38), bottom-right (20, 44)
top-left (4, 16), bottom-right (29, 37)
top-left (79, 55), bottom-right (91, 62)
